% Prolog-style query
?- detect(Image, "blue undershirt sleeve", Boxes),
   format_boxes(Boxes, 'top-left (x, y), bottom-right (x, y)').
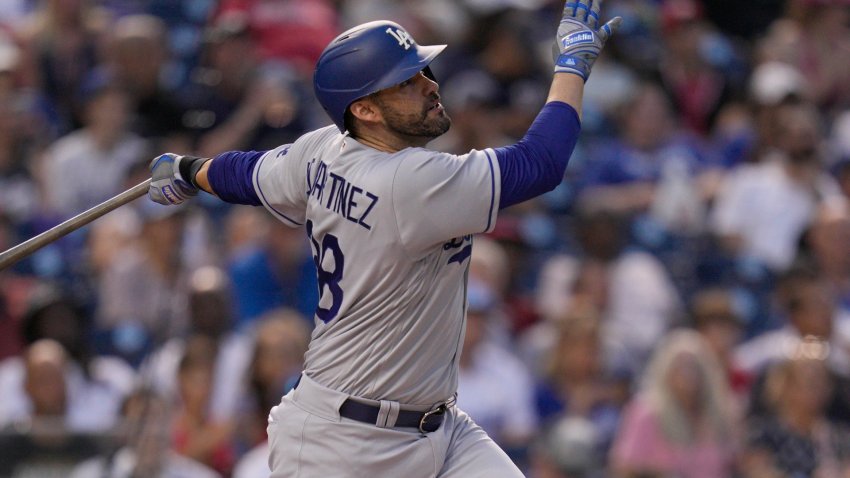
top-left (494, 101), bottom-right (581, 209)
top-left (206, 150), bottom-right (265, 206)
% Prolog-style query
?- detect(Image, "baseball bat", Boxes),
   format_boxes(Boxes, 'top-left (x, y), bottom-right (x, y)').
top-left (0, 179), bottom-right (151, 270)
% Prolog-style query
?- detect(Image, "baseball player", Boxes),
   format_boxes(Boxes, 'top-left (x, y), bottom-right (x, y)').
top-left (149, 2), bottom-right (620, 476)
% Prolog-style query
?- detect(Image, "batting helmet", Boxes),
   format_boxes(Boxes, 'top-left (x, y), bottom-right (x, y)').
top-left (314, 21), bottom-right (446, 132)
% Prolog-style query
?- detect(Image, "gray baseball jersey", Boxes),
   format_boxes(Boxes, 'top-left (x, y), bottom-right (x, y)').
top-left (253, 125), bottom-right (501, 406)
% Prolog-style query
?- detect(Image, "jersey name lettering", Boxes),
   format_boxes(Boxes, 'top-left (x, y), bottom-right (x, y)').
top-left (306, 160), bottom-right (379, 230)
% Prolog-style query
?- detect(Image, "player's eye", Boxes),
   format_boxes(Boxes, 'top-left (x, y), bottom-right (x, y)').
top-left (399, 79), bottom-right (412, 87)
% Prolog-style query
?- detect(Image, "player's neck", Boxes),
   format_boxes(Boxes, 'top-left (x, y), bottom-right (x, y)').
top-left (351, 128), bottom-right (429, 153)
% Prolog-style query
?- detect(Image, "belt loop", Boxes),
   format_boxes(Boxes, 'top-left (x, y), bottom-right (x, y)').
top-left (376, 400), bottom-right (401, 428)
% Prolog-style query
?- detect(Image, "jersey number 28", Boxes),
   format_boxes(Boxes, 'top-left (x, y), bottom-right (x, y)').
top-left (306, 220), bottom-right (345, 323)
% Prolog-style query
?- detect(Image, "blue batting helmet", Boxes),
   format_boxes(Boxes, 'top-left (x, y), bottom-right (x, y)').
top-left (313, 21), bottom-right (446, 132)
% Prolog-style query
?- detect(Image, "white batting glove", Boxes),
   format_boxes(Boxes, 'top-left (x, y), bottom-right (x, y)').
top-left (554, 0), bottom-right (622, 81)
top-left (149, 153), bottom-right (199, 205)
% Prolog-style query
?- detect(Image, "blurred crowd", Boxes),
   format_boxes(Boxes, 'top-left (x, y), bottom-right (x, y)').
top-left (1, 0), bottom-right (850, 477)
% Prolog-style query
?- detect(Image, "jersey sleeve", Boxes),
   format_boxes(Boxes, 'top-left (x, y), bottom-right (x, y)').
top-left (392, 148), bottom-right (501, 253)
top-left (251, 127), bottom-right (336, 227)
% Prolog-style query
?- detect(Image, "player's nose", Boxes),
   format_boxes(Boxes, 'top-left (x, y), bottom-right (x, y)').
top-left (418, 71), bottom-right (439, 95)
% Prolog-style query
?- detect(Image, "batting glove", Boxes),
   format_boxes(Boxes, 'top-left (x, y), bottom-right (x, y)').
top-left (554, 0), bottom-right (622, 81)
top-left (149, 153), bottom-right (200, 205)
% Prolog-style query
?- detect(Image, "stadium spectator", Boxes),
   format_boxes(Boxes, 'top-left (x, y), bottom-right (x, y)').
top-left (610, 330), bottom-right (738, 478)
top-left (0, 286), bottom-right (135, 432)
top-left (533, 306), bottom-right (627, 460)
top-left (757, 0), bottom-right (850, 114)
top-left (0, 34), bottom-right (43, 226)
top-left (171, 335), bottom-right (236, 476)
top-left (481, 215), bottom-right (550, 335)
top-left (735, 266), bottom-right (850, 378)
top-left (142, 266), bottom-right (253, 422)
top-left (234, 308), bottom-right (310, 473)
top-left (39, 72), bottom-right (147, 218)
top-left (655, 0), bottom-right (738, 136)
top-left (21, 338), bottom-right (68, 422)
top-left (0, 211), bottom-right (34, 360)
top-left (741, 348), bottom-right (850, 477)
top-left (521, 263), bottom-right (606, 378)
top-left (469, 236), bottom-right (512, 300)
top-left (797, 200), bottom-right (850, 313)
top-left (17, 0), bottom-right (103, 132)
top-left (1, 339), bottom-right (103, 477)
top-left (536, 209), bottom-right (681, 374)
top-left (339, 0), bottom-right (470, 47)
top-left (226, 210), bottom-right (318, 327)
top-left (710, 101), bottom-right (846, 273)
top-left (468, 235), bottom-right (517, 343)
top-left (457, 279), bottom-right (538, 458)
top-left (709, 99), bottom-right (757, 170)
top-left (577, 82), bottom-right (717, 231)
top-left (445, 11), bottom-right (549, 145)
top-left (238, 308), bottom-right (309, 446)
top-left (433, 58), bottom-right (517, 155)
top-left (212, 0), bottom-right (338, 75)
top-left (185, 13), bottom-right (307, 157)
top-left (690, 288), bottom-right (752, 402)
top-left (95, 202), bottom-right (200, 365)
top-left (103, 14), bottom-right (189, 143)
top-left (528, 414), bottom-right (606, 478)
top-left (85, 205), bottom-right (140, 279)
top-left (747, 61), bottom-right (809, 165)
top-left (70, 388), bottom-right (220, 478)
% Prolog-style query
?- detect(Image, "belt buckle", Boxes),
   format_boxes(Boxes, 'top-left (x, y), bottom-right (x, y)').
top-left (418, 403), bottom-right (447, 433)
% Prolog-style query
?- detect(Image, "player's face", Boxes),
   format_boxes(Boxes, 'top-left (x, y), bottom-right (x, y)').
top-left (372, 71), bottom-right (451, 139)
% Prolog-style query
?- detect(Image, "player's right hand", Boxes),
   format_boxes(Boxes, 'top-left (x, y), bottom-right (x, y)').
top-left (148, 153), bottom-right (199, 205)
top-left (554, 0), bottom-right (622, 81)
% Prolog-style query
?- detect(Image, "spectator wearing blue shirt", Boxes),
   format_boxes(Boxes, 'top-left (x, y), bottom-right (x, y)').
top-left (225, 208), bottom-right (317, 328)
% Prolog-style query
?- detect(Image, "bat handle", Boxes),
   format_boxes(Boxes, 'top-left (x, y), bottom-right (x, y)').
top-left (0, 179), bottom-right (152, 271)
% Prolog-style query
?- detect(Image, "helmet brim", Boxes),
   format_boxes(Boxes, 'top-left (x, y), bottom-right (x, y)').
top-left (371, 44), bottom-right (447, 96)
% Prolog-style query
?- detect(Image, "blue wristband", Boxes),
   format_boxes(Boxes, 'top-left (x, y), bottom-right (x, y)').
top-left (555, 54), bottom-right (590, 80)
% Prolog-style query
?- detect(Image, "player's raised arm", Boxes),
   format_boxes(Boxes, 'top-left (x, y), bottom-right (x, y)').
top-left (549, 0), bottom-right (622, 110)
top-left (494, 0), bottom-right (621, 210)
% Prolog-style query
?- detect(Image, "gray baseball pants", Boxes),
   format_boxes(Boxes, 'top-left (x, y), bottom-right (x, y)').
top-left (267, 373), bottom-right (524, 477)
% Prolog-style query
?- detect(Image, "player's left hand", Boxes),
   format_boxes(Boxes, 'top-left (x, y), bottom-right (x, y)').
top-left (149, 153), bottom-right (199, 205)
top-left (554, 0), bottom-right (622, 81)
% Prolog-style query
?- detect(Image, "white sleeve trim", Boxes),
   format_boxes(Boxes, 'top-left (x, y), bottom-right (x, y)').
top-left (251, 148), bottom-right (303, 227)
top-left (483, 148), bottom-right (501, 233)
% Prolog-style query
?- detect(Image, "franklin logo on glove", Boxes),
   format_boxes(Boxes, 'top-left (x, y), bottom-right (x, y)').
top-left (160, 185), bottom-right (180, 204)
top-left (562, 32), bottom-right (594, 48)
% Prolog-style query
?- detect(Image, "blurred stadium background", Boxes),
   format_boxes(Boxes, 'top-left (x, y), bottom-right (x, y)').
top-left (1, 0), bottom-right (850, 476)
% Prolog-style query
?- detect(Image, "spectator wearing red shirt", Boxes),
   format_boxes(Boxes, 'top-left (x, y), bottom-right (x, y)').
top-left (212, 0), bottom-right (338, 75)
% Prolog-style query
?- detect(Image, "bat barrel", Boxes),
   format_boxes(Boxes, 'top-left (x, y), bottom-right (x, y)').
top-left (0, 179), bottom-right (152, 271)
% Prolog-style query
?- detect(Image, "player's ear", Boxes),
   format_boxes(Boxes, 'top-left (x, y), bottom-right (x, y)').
top-left (349, 98), bottom-right (383, 125)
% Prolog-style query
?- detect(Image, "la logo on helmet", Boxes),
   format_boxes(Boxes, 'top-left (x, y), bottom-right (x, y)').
top-left (386, 28), bottom-right (413, 50)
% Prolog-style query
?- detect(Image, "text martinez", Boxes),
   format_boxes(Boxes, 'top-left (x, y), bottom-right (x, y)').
top-left (306, 159), bottom-right (379, 230)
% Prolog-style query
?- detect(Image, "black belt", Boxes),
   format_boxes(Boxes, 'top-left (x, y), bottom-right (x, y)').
top-left (339, 399), bottom-right (451, 433)
top-left (291, 375), bottom-right (451, 433)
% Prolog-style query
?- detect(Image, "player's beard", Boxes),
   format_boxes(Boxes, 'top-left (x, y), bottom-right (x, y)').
top-left (375, 95), bottom-right (451, 139)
